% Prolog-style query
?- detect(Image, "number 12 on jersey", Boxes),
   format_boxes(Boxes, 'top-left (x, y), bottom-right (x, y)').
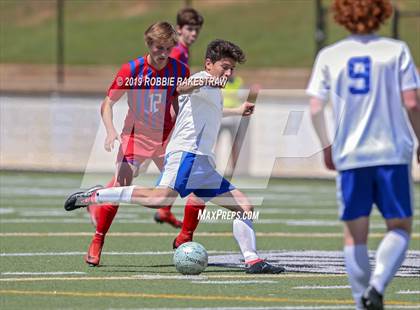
top-left (348, 56), bottom-right (371, 95)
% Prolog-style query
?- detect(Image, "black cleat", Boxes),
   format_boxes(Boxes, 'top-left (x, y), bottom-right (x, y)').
top-left (64, 185), bottom-right (103, 211)
top-left (245, 260), bottom-right (285, 274)
top-left (361, 286), bottom-right (383, 310)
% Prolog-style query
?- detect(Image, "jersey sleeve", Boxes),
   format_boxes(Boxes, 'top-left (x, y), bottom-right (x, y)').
top-left (399, 43), bottom-right (420, 91)
top-left (306, 50), bottom-right (330, 102)
top-left (106, 63), bottom-right (132, 102)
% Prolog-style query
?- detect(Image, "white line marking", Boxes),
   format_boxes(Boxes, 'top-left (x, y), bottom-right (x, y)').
top-left (0, 274), bottom-right (349, 283)
top-left (0, 208), bottom-right (14, 214)
top-left (397, 290), bottom-right (420, 295)
top-left (3, 232), bottom-right (419, 238)
top-left (293, 285), bottom-right (350, 290)
top-left (1, 272), bottom-right (86, 276)
top-left (106, 306), bottom-right (420, 310)
top-left (133, 275), bottom-right (207, 280)
top-left (0, 250), bottom-right (236, 257)
top-left (1, 218), bottom-right (416, 227)
top-left (191, 280), bottom-right (278, 284)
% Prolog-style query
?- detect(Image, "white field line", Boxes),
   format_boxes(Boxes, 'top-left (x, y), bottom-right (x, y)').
top-left (107, 307), bottom-right (420, 310)
top-left (397, 290), bottom-right (420, 295)
top-left (1, 207), bottom-right (340, 215)
top-left (0, 250), bottom-right (237, 257)
top-left (0, 274), bottom-right (349, 283)
top-left (131, 274), bottom-right (348, 280)
top-left (1, 271), bottom-right (86, 276)
top-left (2, 218), bottom-right (416, 228)
top-left (191, 280), bottom-right (278, 284)
top-left (293, 285), bottom-right (350, 290)
top-left (1, 232), bottom-right (419, 239)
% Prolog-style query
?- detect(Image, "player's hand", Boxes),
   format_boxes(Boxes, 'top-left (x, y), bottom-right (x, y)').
top-left (104, 130), bottom-right (121, 152)
top-left (323, 145), bottom-right (336, 170)
top-left (240, 101), bottom-right (255, 116)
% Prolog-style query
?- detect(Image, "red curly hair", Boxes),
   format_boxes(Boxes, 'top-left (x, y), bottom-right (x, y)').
top-left (332, 0), bottom-right (393, 34)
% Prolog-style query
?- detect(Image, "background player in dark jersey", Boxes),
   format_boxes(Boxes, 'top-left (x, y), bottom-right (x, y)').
top-left (85, 22), bottom-right (189, 267)
top-left (169, 7), bottom-right (204, 66)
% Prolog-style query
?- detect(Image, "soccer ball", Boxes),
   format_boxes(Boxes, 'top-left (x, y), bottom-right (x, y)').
top-left (173, 242), bottom-right (208, 275)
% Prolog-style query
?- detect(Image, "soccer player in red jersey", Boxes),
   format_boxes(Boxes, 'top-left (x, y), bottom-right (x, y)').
top-left (85, 22), bottom-right (190, 266)
top-left (169, 8), bottom-right (204, 65)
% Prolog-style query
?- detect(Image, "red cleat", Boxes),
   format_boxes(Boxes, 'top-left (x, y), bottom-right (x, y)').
top-left (84, 239), bottom-right (103, 267)
top-left (154, 209), bottom-right (182, 228)
top-left (172, 233), bottom-right (193, 249)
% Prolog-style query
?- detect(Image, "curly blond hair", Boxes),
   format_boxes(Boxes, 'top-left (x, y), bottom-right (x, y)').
top-left (332, 0), bottom-right (393, 34)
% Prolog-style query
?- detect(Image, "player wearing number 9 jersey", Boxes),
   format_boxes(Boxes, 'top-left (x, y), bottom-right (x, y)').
top-left (307, 0), bottom-right (420, 309)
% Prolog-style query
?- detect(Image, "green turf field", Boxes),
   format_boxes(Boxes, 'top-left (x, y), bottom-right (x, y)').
top-left (0, 0), bottom-right (419, 67)
top-left (0, 171), bottom-right (419, 309)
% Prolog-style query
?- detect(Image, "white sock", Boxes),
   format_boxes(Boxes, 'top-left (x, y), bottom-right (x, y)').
top-left (95, 186), bottom-right (135, 204)
top-left (233, 218), bottom-right (259, 262)
top-left (370, 229), bottom-right (410, 294)
top-left (344, 244), bottom-right (371, 309)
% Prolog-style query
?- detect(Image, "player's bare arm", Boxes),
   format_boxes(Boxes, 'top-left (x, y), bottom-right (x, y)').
top-left (310, 97), bottom-right (335, 170)
top-left (101, 96), bottom-right (122, 152)
top-left (223, 101), bottom-right (255, 117)
top-left (403, 89), bottom-right (420, 163)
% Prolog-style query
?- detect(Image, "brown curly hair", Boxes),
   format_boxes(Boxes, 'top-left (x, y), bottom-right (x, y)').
top-left (332, 0), bottom-right (393, 34)
top-left (205, 39), bottom-right (246, 64)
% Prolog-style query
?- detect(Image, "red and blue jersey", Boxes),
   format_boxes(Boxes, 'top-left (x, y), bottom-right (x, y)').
top-left (107, 55), bottom-right (190, 141)
top-left (169, 42), bottom-right (189, 65)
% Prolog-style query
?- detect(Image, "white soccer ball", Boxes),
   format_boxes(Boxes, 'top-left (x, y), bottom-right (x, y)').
top-left (173, 242), bottom-right (208, 275)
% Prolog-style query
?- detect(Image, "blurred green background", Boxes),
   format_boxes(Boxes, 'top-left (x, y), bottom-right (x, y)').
top-left (0, 0), bottom-right (419, 67)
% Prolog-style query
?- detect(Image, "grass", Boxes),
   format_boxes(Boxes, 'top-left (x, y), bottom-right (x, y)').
top-left (0, 0), bottom-right (419, 67)
top-left (0, 171), bottom-right (419, 309)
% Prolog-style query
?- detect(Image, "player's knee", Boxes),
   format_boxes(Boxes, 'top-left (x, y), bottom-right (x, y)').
top-left (386, 217), bottom-right (412, 235)
top-left (187, 195), bottom-right (205, 208)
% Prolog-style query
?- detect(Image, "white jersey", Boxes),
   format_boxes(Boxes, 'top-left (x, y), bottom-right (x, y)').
top-left (166, 71), bottom-right (223, 161)
top-left (307, 34), bottom-right (420, 171)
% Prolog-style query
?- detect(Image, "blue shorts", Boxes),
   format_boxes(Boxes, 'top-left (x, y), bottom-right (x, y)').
top-left (156, 151), bottom-right (235, 201)
top-left (337, 164), bottom-right (413, 221)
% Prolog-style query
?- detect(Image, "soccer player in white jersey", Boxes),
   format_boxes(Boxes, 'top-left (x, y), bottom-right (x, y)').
top-left (307, 0), bottom-right (420, 309)
top-left (65, 39), bottom-right (285, 274)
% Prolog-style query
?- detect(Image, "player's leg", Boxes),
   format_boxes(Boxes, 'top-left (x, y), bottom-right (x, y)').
top-left (84, 132), bottom-right (143, 266)
top-left (364, 164), bottom-right (413, 309)
top-left (90, 185), bottom-right (178, 208)
top-left (87, 176), bottom-right (117, 227)
top-left (85, 160), bottom-right (137, 266)
top-left (173, 194), bottom-right (206, 248)
top-left (337, 168), bottom-right (374, 309)
top-left (369, 218), bottom-right (411, 293)
top-left (73, 152), bottom-right (190, 208)
top-left (343, 217), bottom-right (371, 310)
top-left (210, 188), bottom-right (285, 274)
top-left (152, 155), bottom-right (183, 228)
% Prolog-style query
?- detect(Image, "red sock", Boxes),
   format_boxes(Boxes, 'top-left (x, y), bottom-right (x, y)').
top-left (93, 204), bottom-right (119, 243)
top-left (159, 205), bottom-right (172, 212)
top-left (92, 177), bottom-right (119, 243)
top-left (180, 196), bottom-right (206, 239)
